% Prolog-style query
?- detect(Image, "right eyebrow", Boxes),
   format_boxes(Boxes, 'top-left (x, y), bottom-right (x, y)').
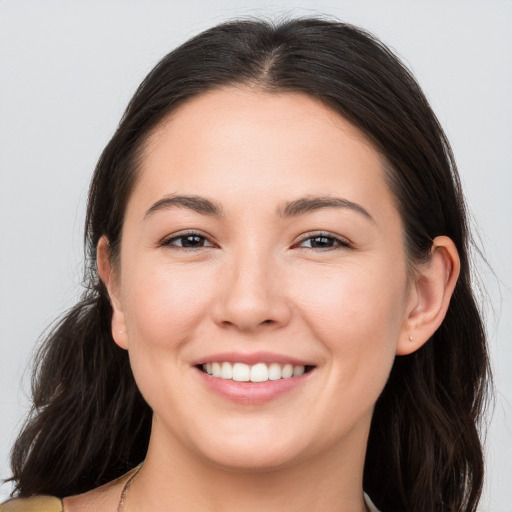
top-left (144, 194), bottom-right (224, 219)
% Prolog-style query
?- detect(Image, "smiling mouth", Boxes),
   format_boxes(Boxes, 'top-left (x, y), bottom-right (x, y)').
top-left (198, 362), bottom-right (315, 383)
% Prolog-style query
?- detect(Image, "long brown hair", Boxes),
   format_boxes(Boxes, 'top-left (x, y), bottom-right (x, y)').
top-left (8, 18), bottom-right (490, 511)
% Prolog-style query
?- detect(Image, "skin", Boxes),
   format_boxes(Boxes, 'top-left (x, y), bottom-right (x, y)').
top-left (64, 87), bottom-right (459, 512)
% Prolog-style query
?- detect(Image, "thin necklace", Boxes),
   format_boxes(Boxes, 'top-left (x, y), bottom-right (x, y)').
top-left (116, 464), bottom-right (372, 512)
top-left (117, 465), bottom-right (142, 512)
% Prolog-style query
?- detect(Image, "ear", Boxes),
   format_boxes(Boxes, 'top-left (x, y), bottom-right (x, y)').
top-left (396, 236), bottom-right (460, 356)
top-left (97, 236), bottom-right (129, 350)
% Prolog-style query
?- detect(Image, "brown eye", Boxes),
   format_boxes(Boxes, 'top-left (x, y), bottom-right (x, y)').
top-left (298, 234), bottom-right (350, 250)
top-left (163, 233), bottom-right (214, 248)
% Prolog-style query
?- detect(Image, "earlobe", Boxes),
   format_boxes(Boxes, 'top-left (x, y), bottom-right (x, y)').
top-left (396, 236), bottom-right (460, 356)
top-left (97, 236), bottom-right (129, 350)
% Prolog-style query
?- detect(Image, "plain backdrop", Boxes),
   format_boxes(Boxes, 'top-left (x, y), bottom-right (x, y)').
top-left (0, 1), bottom-right (511, 510)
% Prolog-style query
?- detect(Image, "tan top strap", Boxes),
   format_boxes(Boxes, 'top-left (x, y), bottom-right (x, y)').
top-left (0, 495), bottom-right (63, 512)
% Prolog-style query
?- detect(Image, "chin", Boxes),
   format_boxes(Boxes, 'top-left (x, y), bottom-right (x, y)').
top-left (189, 426), bottom-right (309, 472)
top-left (205, 447), bottom-right (302, 474)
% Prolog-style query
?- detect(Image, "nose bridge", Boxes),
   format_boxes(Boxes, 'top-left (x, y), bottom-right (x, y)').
top-left (214, 242), bottom-right (290, 331)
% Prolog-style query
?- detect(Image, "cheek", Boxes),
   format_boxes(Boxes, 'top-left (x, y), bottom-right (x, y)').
top-left (119, 263), bottom-right (217, 416)
top-left (294, 262), bottom-right (407, 338)
top-left (291, 261), bottom-right (407, 386)
top-left (121, 262), bottom-right (214, 354)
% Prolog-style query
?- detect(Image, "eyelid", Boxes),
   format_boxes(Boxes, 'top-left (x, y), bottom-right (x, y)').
top-left (158, 230), bottom-right (351, 250)
top-left (160, 229), bottom-right (218, 248)
top-left (292, 231), bottom-right (352, 250)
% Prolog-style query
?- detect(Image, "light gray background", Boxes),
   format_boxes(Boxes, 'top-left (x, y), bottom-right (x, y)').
top-left (0, 1), bottom-right (510, 510)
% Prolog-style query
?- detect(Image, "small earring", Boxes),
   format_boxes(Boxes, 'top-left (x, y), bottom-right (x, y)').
top-left (119, 330), bottom-right (127, 334)
top-left (408, 335), bottom-right (415, 342)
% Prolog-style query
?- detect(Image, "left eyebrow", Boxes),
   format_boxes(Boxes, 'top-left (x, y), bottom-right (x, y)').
top-left (277, 196), bottom-right (374, 222)
top-left (144, 194), bottom-right (224, 219)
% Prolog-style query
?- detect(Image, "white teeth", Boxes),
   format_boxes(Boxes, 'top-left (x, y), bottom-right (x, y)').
top-left (250, 363), bottom-right (268, 382)
top-left (232, 362), bottom-right (250, 382)
top-left (211, 362), bottom-right (221, 377)
top-left (268, 362), bottom-right (282, 380)
top-left (293, 365), bottom-right (305, 376)
top-left (281, 364), bottom-right (293, 379)
top-left (201, 361), bottom-right (310, 382)
top-left (221, 362), bottom-right (233, 379)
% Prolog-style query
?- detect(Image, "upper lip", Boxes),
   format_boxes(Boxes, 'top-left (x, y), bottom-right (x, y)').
top-left (192, 351), bottom-right (315, 367)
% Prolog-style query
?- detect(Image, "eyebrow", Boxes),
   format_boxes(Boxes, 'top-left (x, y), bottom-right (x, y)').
top-left (278, 196), bottom-right (373, 221)
top-left (144, 194), bottom-right (373, 222)
top-left (144, 194), bottom-right (224, 219)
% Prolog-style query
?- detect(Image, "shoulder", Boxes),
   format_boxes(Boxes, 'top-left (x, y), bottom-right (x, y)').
top-left (1, 465), bottom-right (140, 512)
top-left (0, 496), bottom-right (63, 512)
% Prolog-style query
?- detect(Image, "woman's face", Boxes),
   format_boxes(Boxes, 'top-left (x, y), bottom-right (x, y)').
top-left (109, 87), bottom-right (417, 471)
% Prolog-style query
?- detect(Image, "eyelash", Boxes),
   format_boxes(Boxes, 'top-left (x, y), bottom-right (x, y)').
top-left (294, 232), bottom-right (351, 251)
top-left (160, 231), bottom-right (351, 251)
top-left (160, 230), bottom-right (216, 249)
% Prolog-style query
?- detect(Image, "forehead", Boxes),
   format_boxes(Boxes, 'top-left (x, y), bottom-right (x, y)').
top-left (131, 87), bottom-right (398, 224)
top-left (144, 87), bottom-right (378, 163)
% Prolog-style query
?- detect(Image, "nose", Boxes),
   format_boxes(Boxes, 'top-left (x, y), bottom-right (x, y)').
top-left (211, 250), bottom-right (292, 332)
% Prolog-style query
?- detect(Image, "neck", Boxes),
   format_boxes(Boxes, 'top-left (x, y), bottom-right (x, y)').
top-left (126, 422), bottom-right (370, 512)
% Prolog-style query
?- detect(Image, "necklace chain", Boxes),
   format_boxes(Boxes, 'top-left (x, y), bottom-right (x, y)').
top-left (116, 465), bottom-right (142, 512)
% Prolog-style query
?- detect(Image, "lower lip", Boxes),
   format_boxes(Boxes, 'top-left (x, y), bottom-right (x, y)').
top-left (194, 367), bottom-right (313, 404)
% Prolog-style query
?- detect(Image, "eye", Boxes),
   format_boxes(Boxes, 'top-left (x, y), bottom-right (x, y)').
top-left (295, 233), bottom-right (351, 250)
top-left (161, 231), bottom-right (215, 249)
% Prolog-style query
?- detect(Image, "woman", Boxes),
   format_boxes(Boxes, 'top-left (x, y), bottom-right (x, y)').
top-left (1, 17), bottom-right (489, 512)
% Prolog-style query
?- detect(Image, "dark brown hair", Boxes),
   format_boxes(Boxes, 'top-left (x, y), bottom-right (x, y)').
top-left (8, 17), bottom-right (490, 511)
